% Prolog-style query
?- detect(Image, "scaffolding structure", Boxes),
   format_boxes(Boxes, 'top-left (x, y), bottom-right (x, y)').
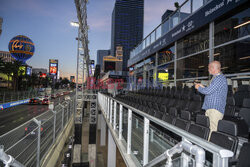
top-left (74, 0), bottom-right (90, 123)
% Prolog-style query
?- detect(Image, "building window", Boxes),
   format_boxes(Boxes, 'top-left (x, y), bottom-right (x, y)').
top-left (214, 38), bottom-right (250, 74)
top-left (158, 45), bottom-right (175, 66)
top-left (177, 51), bottom-right (209, 79)
top-left (177, 25), bottom-right (209, 58)
top-left (214, 7), bottom-right (250, 46)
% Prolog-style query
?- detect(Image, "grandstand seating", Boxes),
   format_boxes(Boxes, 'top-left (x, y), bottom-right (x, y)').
top-left (114, 85), bottom-right (250, 159)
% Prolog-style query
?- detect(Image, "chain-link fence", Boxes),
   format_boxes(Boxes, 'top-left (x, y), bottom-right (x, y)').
top-left (0, 90), bottom-right (40, 104)
top-left (0, 98), bottom-right (75, 167)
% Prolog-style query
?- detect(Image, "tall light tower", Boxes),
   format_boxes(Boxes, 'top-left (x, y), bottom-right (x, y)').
top-left (75, 0), bottom-right (90, 86)
top-left (73, 0), bottom-right (90, 125)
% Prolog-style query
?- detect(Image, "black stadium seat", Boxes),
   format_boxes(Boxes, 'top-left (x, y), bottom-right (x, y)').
top-left (224, 96), bottom-right (236, 119)
top-left (239, 98), bottom-right (250, 135)
top-left (210, 120), bottom-right (238, 154)
top-left (234, 85), bottom-right (250, 107)
top-left (188, 115), bottom-right (210, 140)
top-left (230, 142), bottom-right (250, 167)
top-left (182, 94), bottom-right (202, 119)
top-left (174, 110), bottom-right (191, 131)
top-left (162, 107), bottom-right (177, 124)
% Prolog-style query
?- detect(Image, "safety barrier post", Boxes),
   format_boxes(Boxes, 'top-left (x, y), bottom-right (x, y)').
top-left (51, 110), bottom-right (57, 143)
top-left (113, 101), bottom-right (117, 130)
top-left (33, 118), bottom-right (41, 167)
top-left (127, 109), bottom-right (132, 154)
top-left (119, 104), bottom-right (123, 140)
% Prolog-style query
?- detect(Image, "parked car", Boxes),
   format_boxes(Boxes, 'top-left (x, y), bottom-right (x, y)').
top-left (29, 98), bottom-right (41, 104)
top-left (42, 98), bottom-right (50, 105)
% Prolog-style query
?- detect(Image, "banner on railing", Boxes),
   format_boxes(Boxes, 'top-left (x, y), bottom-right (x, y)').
top-left (0, 99), bottom-right (29, 110)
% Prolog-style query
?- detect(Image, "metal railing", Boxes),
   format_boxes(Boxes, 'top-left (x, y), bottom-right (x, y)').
top-left (98, 92), bottom-right (234, 167)
top-left (130, 0), bottom-right (211, 59)
top-left (0, 97), bottom-right (75, 167)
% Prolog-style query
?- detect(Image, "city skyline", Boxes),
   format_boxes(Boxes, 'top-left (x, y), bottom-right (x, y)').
top-left (0, 0), bottom-right (185, 79)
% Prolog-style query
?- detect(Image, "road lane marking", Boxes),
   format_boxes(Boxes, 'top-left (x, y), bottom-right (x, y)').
top-left (0, 125), bottom-right (5, 128)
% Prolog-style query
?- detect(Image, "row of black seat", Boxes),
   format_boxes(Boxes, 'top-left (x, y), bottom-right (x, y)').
top-left (117, 85), bottom-right (250, 138)
top-left (114, 85), bottom-right (250, 160)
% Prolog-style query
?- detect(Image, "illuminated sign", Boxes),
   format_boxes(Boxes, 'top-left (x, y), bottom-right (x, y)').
top-left (18, 66), bottom-right (26, 76)
top-left (26, 67), bottom-right (32, 75)
top-left (40, 73), bottom-right (46, 78)
top-left (158, 73), bottom-right (169, 81)
top-left (49, 59), bottom-right (58, 75)
top-left (12, 40), bottom-right (23, 50)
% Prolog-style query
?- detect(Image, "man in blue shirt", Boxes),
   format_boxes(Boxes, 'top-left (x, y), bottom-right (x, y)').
top-left (195, 61), bottom-right (228, 139)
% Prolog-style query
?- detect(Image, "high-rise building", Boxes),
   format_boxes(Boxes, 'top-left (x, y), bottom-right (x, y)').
top-left (111, 0), bottom-right (144, 71)
top-left (97, 49), bottom-right (110, 71)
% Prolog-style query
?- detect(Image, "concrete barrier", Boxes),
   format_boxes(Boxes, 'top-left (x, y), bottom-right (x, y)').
top-left (41, 116), bottom-right (74, 167)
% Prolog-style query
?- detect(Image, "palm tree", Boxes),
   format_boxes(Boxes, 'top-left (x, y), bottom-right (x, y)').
top-left (11, 60), bottom-right (23, 91)
top-left (0, 58), bottom-right (14, 89)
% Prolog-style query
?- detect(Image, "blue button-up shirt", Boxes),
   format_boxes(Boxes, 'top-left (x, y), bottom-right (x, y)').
top-left (198, 74), bottom-right (228, 114)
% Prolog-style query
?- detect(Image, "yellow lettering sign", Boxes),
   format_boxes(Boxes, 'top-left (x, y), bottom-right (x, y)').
top-left (12, 40), bottom-right (23, 51)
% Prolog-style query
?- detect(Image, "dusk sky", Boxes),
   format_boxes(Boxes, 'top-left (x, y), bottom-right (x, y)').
top-left (0, 0), bottom-right (185, 78)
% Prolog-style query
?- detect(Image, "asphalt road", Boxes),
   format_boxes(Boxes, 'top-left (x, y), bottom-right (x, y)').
top-left (0, 95), bottom-right (68, 136)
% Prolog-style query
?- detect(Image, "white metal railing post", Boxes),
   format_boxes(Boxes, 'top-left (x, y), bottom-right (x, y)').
top-left (109, 99), bottom-right (113, 124)
top-left (107, 98), bottom-right (110, 120)
top-left (143, 117), bottom-right (150, 166)
top-left (105, 97), bottom-right (107, 116)
top-left (52, 110), bottom-right (57, 143)
top-left (67, 102), bottom-right (69, 123)
top-left (33, 118), bottom-right (41, 167)
top-left (119, 104), bottom-right (123, 140)
top-left (127, 109), bottom-right (132, 154)
top-left (113, 101), bottom-right (117, 130)
top-left (59, 103), bottom-right (65, 129)
top-left (62, 107), bottom-right (64, 129)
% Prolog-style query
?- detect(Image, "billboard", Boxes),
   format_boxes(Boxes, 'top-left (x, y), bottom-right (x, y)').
top-left (26, 66), bottom-right (32, 75)
top-left (49, 59), bottom-right (58, 76)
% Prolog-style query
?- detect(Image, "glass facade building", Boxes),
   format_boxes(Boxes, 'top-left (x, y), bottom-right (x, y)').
top-left (128, 0), bottom-right (250, 88)
top-left (97, 49), bottom-right (110, 72)
top-left (111, 0), bottom-right (144, 71)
